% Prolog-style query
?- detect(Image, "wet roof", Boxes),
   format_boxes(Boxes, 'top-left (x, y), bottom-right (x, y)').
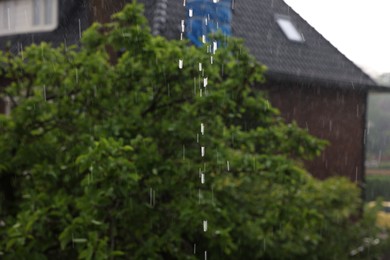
top-left (141, 0), bottom-right (378, 88)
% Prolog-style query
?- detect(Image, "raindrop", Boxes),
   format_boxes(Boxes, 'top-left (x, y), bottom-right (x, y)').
top-left (201, 146), bottom-right (205, 157)
top-left (227, 161), bottom-right (230, 171)
top-left (78, 18), bottom-right (82, 39)
top-left (24, 9), bottom-right (28, 26)
top-left (202, 35), bottom-right (206, 44)
top-left (149, 188), bottom-right (156, 207)
top-left (210, 56), bottom-right (213, 64)
top-left (194, 243), bottom-right (196, 254)
top-left (41, 45), bottom-right (45, 60)
top-left (211, 185), bottom-right (214, 205)
top-left (205, 251), bottom-right (207, 260)
top-left (199, 62), bottom-right (202, 71)
top-left (178, 59), bottom-right (183, 69)
top-left (205, 17), bottom-right (208, 26)
top-left (20, 43), bottom-right (24, 59)
top-left (213, 0), bottom-right (219, 3)
top-left (213, 41), bottom-right (218, 54)
top-left (194, 77), bottom-right (197, 95)
top-left (201, 173), bottom-right (205, 184)
top-left (150, 188), bottom-right (153, 206)
top-left (355, 167), bottom-right (358, 183)
top-left (183, 0), bottom-right (186, 6)
top-left (201, 123), bottom-right (204, 135)
top-left (203, 220), bottom-right (208, 232)
top-left (43, 85), bottom-right (46, 101)
top-left (181, 20), bottom-right (185, 32)
top-left (189, 8), bottom-right (193, 17)
top-left (7, 8), bottom-right (10, 31)
top-left (203, 78), bottom-right (208, 87)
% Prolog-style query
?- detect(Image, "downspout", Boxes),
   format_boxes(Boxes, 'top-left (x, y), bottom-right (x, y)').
top-left (152, 0), bottom-right (168, 36)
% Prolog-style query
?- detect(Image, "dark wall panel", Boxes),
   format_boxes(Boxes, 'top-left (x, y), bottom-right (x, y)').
top-left (260, 81), bottom-right (367, 183)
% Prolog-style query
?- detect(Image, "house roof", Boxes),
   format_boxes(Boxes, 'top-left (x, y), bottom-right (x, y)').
top-left (141, 0), bottom-right (384, 90)
top-left (0, 0), bottom-right (386, 91)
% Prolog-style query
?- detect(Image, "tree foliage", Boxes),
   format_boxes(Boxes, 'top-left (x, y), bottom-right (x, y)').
top-left (0, 2), bottom-right (387, 259)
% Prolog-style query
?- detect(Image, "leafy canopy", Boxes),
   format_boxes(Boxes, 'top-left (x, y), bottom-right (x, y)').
top-left (0, 2), bottom-right (386, 259)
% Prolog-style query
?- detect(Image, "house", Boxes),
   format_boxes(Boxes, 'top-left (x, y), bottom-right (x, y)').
top-left (0, 0), bottom-right (388, 184)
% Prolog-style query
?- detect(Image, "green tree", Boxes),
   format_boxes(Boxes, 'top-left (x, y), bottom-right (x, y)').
top-left (0, 2), bottom-right (387, 259)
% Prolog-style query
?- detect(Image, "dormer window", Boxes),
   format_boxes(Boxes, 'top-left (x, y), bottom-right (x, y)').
top-left (0, 0), bottom-right (58, 36)
top-left (275, 14), bottom-right (304, 42)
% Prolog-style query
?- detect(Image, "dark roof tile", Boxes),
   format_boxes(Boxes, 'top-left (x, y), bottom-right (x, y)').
top-left (231, 0), bottom-right (376, 87)
top-left (0, 0), bottom-right (378, 89)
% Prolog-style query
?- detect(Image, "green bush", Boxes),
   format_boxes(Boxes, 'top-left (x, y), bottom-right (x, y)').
top-left (366, 175), bottom-right (390, 201)
top-left (0, 2), bottom-right (388, 259)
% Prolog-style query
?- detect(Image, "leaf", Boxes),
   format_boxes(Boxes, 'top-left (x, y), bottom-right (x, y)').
top-left (73, 238), bottom-right (88, 243)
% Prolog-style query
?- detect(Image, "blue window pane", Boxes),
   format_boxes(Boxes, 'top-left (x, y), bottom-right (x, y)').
top-left (186, 0), bottom-right (232, 46)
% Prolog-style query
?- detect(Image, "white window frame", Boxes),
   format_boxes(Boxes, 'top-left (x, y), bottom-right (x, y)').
top-left (0, 0), bottom-right (58, 36)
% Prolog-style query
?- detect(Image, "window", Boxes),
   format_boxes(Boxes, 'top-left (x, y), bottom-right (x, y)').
top-left (275, 14), bottom-right (304, 42)
top-left (0, 0), bottom-right (58, 36)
